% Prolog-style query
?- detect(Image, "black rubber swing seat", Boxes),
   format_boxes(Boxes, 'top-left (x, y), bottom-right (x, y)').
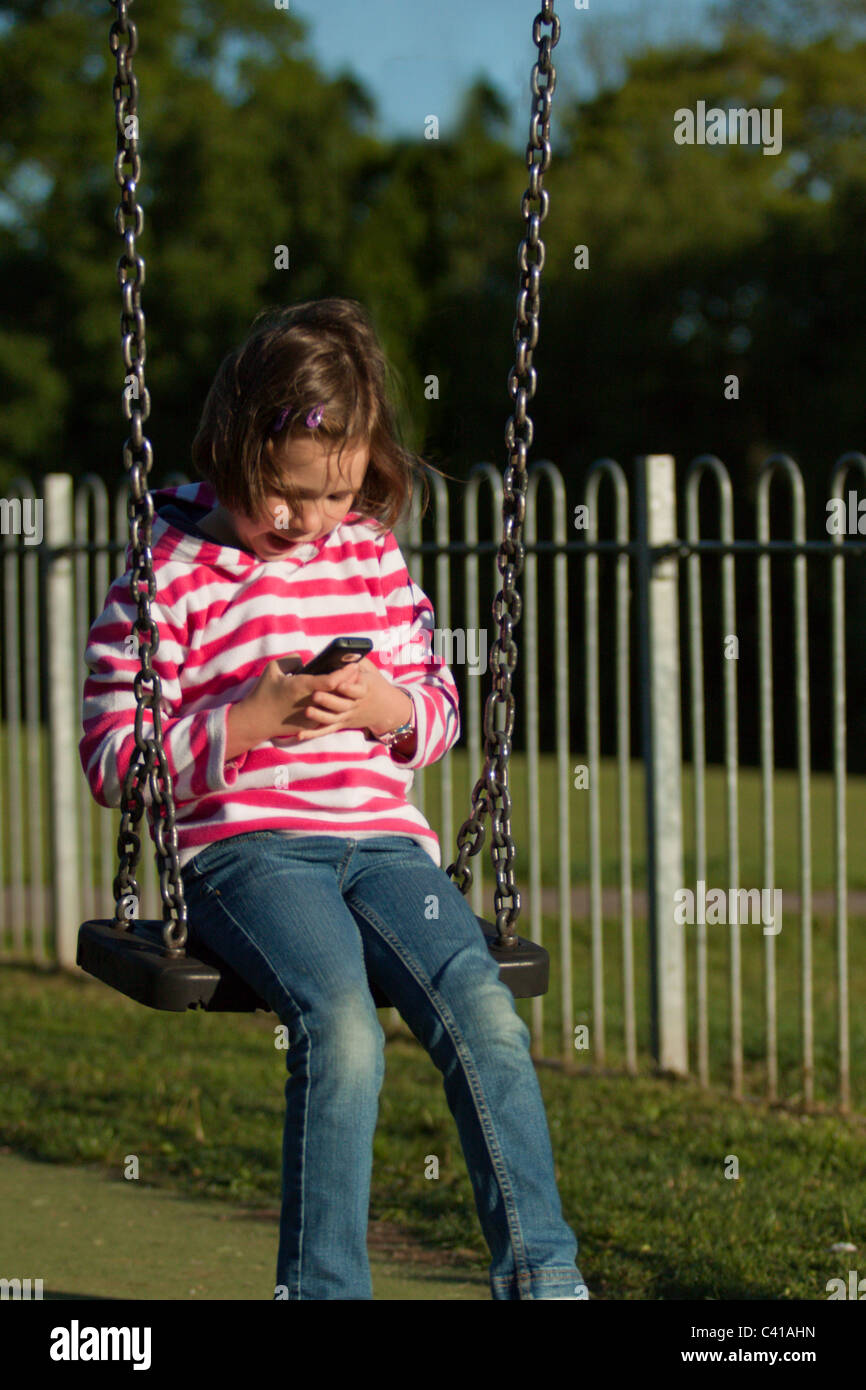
top-left (76, 916), bottom-right (549, 1013)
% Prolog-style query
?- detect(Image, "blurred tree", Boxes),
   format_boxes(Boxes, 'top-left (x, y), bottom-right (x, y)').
top-left (2, 3), bottom-right (866, 764)
top-left (0, 0), bottom-right (394, 486)
top-left (710, 0), bottom-right (866, 46)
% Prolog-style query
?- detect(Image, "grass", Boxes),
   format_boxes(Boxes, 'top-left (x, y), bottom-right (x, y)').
top-left (3, 730), bottom-right (866, 892)
top-left (1, 960), bottom-right (863, 1300)
top-left (2, 737), bottom-right (865, 1295)
top-left (2, 737), bottom-right (863, 1102)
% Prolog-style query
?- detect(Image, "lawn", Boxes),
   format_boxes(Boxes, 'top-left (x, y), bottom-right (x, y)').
top-left (1, 742), bottom-right (865, 1296)
top-left (2, 739), bottom-right (863, 1102)
top-left (0, 960), bottom-right (863, 1300)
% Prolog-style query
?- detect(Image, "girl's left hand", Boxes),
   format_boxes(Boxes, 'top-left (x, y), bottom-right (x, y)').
top-left (294, 657), bottom-right (394, 740)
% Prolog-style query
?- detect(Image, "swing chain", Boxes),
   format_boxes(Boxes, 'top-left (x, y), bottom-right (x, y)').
top-left (103, 0), bottom-right (556, 957)
top-left (445, 0), bottom-right (559, 944)
top-left (109, 0), bottom-right (188, 955)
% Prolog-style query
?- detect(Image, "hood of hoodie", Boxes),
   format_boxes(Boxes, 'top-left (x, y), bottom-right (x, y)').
top-left (129, 479), bottom-right (364, 575)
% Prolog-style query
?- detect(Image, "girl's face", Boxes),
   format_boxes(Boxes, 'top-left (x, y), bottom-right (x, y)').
top-left (217, 435), bottom-right (370, 561)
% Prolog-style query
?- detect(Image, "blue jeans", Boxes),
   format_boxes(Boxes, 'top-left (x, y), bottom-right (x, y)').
top-left (180, 832), bottom-right (587, 1300)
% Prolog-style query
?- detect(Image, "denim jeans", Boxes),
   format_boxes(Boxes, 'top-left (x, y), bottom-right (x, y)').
top-left (180, 831), bottom-right (587, 1300)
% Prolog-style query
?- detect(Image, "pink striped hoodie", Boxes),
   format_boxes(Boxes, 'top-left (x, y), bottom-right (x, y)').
top-left (79, 480), bottom-right (461, 868)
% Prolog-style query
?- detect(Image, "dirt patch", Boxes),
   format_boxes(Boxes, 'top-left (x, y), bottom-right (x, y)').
top-left (230, 1206), bottom-right (481, 1271)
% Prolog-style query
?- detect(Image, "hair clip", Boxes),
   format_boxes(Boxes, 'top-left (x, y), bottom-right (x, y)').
top-left (271, 403), bottom-right (325, 433)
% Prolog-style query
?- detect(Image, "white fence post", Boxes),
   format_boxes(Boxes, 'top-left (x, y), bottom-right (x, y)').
top-left (635, 455), bottom-right (688, 1075)
top-left (44, 473), bottom-right (81, 968)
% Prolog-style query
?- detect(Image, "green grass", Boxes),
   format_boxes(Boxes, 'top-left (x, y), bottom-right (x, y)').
top-left (1, 961), bottom-right (863, 1300)
top-left (2, 736), bottom-right (865, 1294)
top-left (1, 729), bottom-right (865, 890)
top-left (2, 737), bottom-right (865, 1099)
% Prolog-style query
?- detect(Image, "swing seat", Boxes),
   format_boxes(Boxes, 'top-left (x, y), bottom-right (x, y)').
top-left (76, 917), bottom-right (549, 1013)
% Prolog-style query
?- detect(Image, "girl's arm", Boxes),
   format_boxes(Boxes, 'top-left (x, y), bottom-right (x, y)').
top-left (374, 531), bottom-right (461, 770)
top-left (79, 576), bottom-right (248, 808)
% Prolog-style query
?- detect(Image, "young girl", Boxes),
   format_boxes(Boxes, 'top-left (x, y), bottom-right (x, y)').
top-left (80, 297), bottom-right (587, 1301)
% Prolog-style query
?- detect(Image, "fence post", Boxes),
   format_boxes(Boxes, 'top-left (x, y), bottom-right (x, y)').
top-left (44, 473), bottom-right (81, 968)
top-left (635, 455), bottom-right (688, 1075)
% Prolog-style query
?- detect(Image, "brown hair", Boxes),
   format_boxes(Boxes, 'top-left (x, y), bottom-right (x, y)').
top-left (191, 298), bottom-right (439, 532)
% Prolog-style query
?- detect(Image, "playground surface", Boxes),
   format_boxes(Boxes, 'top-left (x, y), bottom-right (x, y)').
top-left (0, 1149), bottom-right (489, 1301)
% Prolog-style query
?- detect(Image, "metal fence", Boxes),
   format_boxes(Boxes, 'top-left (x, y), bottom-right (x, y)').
top-left (1, 453), bottom-right (864, 1114)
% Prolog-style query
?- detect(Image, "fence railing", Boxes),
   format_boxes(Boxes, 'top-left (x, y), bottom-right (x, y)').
top-left (1, 453), bottom-right (865, 1114)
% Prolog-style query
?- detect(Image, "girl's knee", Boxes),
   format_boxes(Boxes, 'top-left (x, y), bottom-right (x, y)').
top-left (291, 992), bottom-right (386, 1078)
top-left (436, 953), bottom-right (530, 1042)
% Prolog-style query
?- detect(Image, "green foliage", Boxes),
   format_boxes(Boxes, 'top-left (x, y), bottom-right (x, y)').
top-left (2, 3), bottom-right (863, 492)
top-left (3, 5), bottom-right (866, 766)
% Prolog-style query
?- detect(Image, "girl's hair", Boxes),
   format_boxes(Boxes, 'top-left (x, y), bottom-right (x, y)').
top-left (191, 298), bottom-right (438, 532)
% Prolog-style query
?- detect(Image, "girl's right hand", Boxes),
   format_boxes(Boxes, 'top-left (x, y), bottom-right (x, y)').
top-left (240, 655), bottom-right (360, 743)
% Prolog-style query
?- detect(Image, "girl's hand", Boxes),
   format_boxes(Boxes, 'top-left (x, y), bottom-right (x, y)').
top-left (292, 657), bottom-right (405, 741)
top-left (238, 655), bottom-right (403, 744)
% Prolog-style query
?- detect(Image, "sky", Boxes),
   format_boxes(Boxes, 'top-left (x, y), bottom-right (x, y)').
top-left (0, 0), bottom-right (732, 230)
top-left (279, 0), bottom-right (722, 148)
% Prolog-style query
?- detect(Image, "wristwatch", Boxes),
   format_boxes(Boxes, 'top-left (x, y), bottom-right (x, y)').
top-left (376, 694), bottom-right (416, 748)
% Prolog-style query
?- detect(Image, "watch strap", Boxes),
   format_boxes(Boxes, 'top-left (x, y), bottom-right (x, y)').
top-left (376, 694), bottom-right (416, 747)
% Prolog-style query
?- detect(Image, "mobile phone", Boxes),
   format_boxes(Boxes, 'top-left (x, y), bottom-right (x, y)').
top-left (298, 637), bottom-right (373, 675)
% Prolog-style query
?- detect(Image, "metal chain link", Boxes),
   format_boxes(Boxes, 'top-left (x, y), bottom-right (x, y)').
top-left (109, 0), bottom-right (187, 954)
top-left (445, 1), bottom-right (560, 945)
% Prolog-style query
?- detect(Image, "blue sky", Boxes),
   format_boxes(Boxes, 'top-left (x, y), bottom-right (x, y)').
top-left (286, 0), bottom-right (721, 147)
top-left (0, 0), bottom-right (727, 229)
